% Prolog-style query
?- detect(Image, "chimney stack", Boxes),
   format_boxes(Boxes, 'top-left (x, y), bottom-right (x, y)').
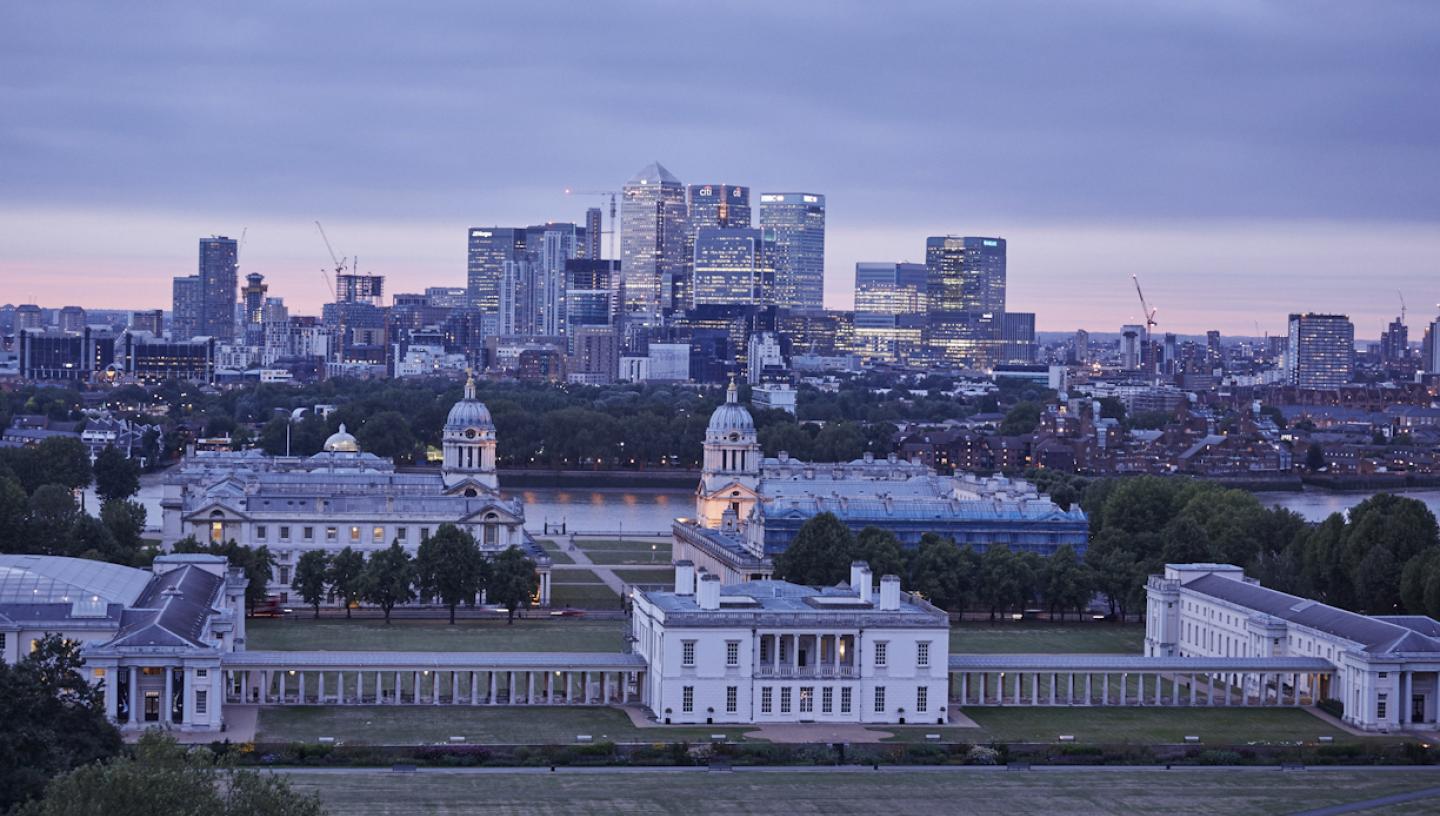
top-left (674, 560), bottom-right (696, 596)
top-left (859, 567), bottom-right (873, 604)
top-left (850, 561), bottom-right (869, 595)
top-left (878, 575), bottom-right (901, 611)
top-left (697, 573), bottom-right (721, 610)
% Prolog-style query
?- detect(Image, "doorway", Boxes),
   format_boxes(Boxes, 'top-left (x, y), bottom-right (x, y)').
top-left (143, 692), bottom-right (160, 722)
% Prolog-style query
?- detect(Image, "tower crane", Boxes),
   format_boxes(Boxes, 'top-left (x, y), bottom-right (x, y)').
top-left (1398, 290), bottom-right (1407, 323)
top-left (564, 188), bottom-right (619, 259)
top-left (1131, 274), bottom-right (1159, 382)
top-left (314, 220), bottom-right (343, 300)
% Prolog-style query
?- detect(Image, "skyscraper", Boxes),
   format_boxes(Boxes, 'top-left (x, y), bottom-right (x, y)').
top-left (1286, 313), bottom-right (1354, 388)
top-left (924, 236), bottom-right (1005, 314)
top-left (1380, 316), bottom-right (1408, 363)
top-left (1120, 325), bottom-right (1144, 370)
top-left (853, 262), bottom-right (927, 363)
top-left (584, 207), bottom-right (603, 260)
top-left (197, 236), bottom-right (239, 340)
top-left (620, 162), bottom-right (687, 320)
top-left (1423, 317), bottom-right (1440, 374)
top-left (758, 193), bottom-right (825, 310)
top-left (56, 306), bottom-right (86, 334)
top-left (171, 275), bottom-right (201, 339)
top-left (690, 227), bottom-right (775, 307)
top-left (241, 273), bottom-right (268, 343)
top-left (466, 227), bottom-right (526, 334)
top-left (687, 184), bottom-right (751, 230)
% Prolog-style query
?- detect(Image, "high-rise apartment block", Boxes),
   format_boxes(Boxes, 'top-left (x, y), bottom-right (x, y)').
top-left (621, 162), bottom-right (688, 320)
top-left (1286, 313), bottom-right (1354, 388)
top-left (1380, 316), bottom-right (1408, 364)
top-left (197, 236), bottom-right (238, 340)
top-left (758, 193), bottom-right (825, 310)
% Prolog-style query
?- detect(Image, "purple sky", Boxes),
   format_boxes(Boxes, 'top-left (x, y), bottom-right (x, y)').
top-left (3, 1), bottom-right (1439, 336)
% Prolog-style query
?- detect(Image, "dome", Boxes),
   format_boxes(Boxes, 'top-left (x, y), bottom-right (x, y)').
top-left (323, 423), bottom-right (359, 452)
top-left (707, 379), bottom-right (755, 436)
top-left (446, 374), bottom-right (495, 432)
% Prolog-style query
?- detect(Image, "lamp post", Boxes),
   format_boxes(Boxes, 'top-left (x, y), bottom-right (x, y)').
top-left (285, 407), bottom-right (308, 457)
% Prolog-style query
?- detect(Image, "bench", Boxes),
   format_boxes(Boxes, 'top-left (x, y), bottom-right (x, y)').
top-left (1184, 736), bottom-right (1200, 744)
top-left (575, 735), bottom-right (593, 743)
top-left (925, 734), bottom-right (942, 742)
top-left (391, 764), bottom-right (416, 774)
top-left (1318, 736), bottom-right (1334, 743)
top-left (448, 736), bottom-right (466, 743)
top-left (1058, 735), bottom-right (1075, 742)
top-left (317, 737), bottom-right (335, 744)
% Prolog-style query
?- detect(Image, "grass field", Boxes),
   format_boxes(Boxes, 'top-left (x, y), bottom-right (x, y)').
top-left (951, 623), bottom-right (1143, 654)
top-left (609, 567), bottom-right (673, 586)
top-left (549, 583), bottom-right (622, 609)
top-left (257, 705), bottom-right (750, 745)
top-left (534, 539), bottom-right (575, 565)
top-left (960, 707), bottom-right (1360, 745)
top-left (282, 769), bottom-right (1440, 816)
top-left (550, 567), bottom-right (606, 584)
top-left (247, 618), bottom-right (627, 652)
top-left (574, 538), bottom-right (673, 565)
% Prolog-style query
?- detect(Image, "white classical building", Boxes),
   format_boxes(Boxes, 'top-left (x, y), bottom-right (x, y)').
top-left (0, 553), bottom-right (246, 733)
top-left (1146, 563), bottom-right (1440, 732)
top-left (677, 380), bottom-right (1089, 584)
top-left (160, 376), bottom-right (551, 605)
top-left (631, 560), bottom-right (950, 725)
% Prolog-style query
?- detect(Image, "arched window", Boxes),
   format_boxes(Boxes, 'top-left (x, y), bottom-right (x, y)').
top-left (209, 510), bottom-right (224, 543)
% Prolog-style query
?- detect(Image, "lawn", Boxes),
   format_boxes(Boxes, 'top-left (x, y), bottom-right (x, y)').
top-left (549, 583), bottom-right (622, 610)
top-left (609, 567), bottom-right (673, 586)
top-left (951, 622), bottom-right (1143, 654)
top-left (575, 538), bottom-right (673, 566)
top-left (282, 769), bottom-right (1440, 816)
top-left (961, 707), bottom-right (1362, 745)
top-left (549, 567), bottom-right (605, 584)
top-left (246, 618), bottom-right (627, 653)
top-left (257, 705), bottom-right (752, 745)
top-left (534, 539), bottom-right (575, 565)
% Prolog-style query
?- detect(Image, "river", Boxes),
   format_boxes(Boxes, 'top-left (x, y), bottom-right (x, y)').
top-left (90, 473), bottom-right (1440, 536)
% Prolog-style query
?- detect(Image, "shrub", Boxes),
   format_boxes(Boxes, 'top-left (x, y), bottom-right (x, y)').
top-left (1317, 698), bottom-right (1344, 719)
top-left (1197, 750), bottom-right (1242, 765)
top-left (965, 746), bottom-right (1000, 766)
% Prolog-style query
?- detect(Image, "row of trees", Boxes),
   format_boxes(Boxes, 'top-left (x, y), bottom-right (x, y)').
top-left (288, 526), bottom-right (541, 624)
top-left (773, 515), bottom-right (1096, 619)
top-left (0, 635), bottom-right (320, 815)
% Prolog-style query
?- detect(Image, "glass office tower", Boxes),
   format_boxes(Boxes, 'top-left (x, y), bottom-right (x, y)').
top-left (620, 162), bottom-right (687, 320)
top-left (758, 192), bottom-right (825, 311)
top-left (691, 227), bottom-right (775, 307)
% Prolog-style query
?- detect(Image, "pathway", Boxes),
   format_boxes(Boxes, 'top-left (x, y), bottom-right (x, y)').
top-left (1289, 785), bottom-right (1440, 816)
top-left (550, 534), bottom-right (625, 599)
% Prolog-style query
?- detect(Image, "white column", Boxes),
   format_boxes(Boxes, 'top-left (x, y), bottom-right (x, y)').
top-left (1208, 674), bottom-right (1215, 705)
top-left (1049, 673), bottom-right (1056, 706)
top-left (318, 672), bottom-right (325, 703)
top-left (959, 673), bottom-right (968, 705)
top-left (1119, 673), bottom-right (1127, 705)
top-left (490, 672), bottom-right (498, 704)
top-left (1068, 673), bottom-right (1075, 705)
top-left (1085, 673), bottom-right (1092, 706)
top-left (163, 667), bottom-right (174, 723)
top-left (279, 671), bottom-right (287, 704)
top-left (181, 669), bottom-right (193, 726)
top-left (1189, 674), bottom-right (1197, 706)
top-left (1101, 673), bottom-right (1109, 705)
top-left (104, 668), bottom-right (119, 723)
top-left (413, 671), bottom-right (421, 704)
top-left (1013, 671), bottom-right (1021, 704)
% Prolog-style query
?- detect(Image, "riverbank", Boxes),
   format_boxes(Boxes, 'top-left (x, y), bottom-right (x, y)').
top-left (499, 468), bottom-right (699, 489)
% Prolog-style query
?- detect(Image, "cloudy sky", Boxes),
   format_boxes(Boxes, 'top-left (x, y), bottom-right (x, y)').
top-left (3, 1), bottom-right (1438, 336)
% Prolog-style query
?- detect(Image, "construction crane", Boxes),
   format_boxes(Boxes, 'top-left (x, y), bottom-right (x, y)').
top-left (314, 220), bottom-right (344, 300)
top-left (564, 188), bottom-right (619, 259)
top-left (1131, 274), bottom-right (1159, 380)
top-left (1398, 290), bottom-right (1407, 323)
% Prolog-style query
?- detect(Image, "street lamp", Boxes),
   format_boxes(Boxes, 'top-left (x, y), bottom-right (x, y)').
top-left (285, 407), bottom-right (308, 457)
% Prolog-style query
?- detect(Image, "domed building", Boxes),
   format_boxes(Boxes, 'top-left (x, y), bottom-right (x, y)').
top-left (681, 381), bottom-right (1089, 584)
top-left (161, 378), bottom-right (551, 605)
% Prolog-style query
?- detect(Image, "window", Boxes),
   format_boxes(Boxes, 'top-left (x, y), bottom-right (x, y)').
top-left (1377, 699), bottom-right (1388, 719)
top-left (0, 632), bottom-right (7, 656)
top-left (726, 686), bottom-right (738, 713)
top-left (799, 687), bottom-right (814, 713)
top-left (372, 526), bottom-right (384, 544)
top-left (421, 527), bottom-right (431, 541)
top-left (196, 669), bottom-right (207, 678)
top-left (396, 527), bottom-right (407, 542)
top-left (1379, 672), bottom-right (1389, 679)
top-left (761, 687), bottom-right (773, 714)
top-left (822, 686), bottom-right (833, 713)
top-left (759, 638), bottom-right (771, 663)
top-left (874, 641), bottom-right (888, 668)
top-left (682, 686), bottom-right (694, 713)
top-left (349, 526), bottom-right (361, 542)
top-left (255, 525), bottom-right (267, 541)
top-left (873, 687), bottom-right (886, 713)
top-left (682, 640), bottom-right (696, 667)
top-left (916, 686), bottom-right (928, 713)
top-left (917, 641), bottom-right (930, 667)
top-left (279, 526), bottom-right (290, 542)
top-left (780, 687), bottom-right (792, 713)
top-left (92, 668), bottom-right (106, 679)
top-left (325, 527), bottom-right (337, 543)
top-left (195, 689), bottom-right (208, 716)
top-left (303, 526), bottom-right (314, 541)
top-left (278, 566), bottom-right (291, 585)
top-left (726, 641), bottom-right (739, 667)
top-left (840, 687), bottom-right (853, 714)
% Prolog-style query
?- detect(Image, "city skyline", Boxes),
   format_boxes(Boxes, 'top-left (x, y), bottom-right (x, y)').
top-left (3, 2), bottom-right (1440, 335)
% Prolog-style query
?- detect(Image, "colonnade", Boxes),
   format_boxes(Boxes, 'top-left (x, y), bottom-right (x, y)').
top-left (223, 663), bottom-right (643, 707)
top-left (951, 669), bottom-right (1330, 707)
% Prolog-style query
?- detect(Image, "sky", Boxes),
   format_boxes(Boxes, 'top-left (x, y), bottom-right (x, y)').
top-left (2, 1), bottom-right (1439, 337)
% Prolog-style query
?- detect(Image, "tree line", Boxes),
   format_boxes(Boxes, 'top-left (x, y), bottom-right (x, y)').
top-left (178, 524), bottom-right (541, 625)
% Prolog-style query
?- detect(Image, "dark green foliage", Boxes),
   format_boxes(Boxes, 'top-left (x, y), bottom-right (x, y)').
top-left (773, 513), bottom-right (856, 586)
top-left (0, 634), bottom-right (122, 813)
top-left (325, 547), bottom-right (366, 619)
top-left (17, 732), bottom-right (326, 816)
top-left (293, 550), bottom-right (331, 618)
top-left (361, 540), bottom-right (416, 623)
top-left (489, 545), bottom-right (540, 624)
top-left (415, 524), bottom-right (486, 624)
top-left (907, 534), bottom-right (980, 611)
top-left (999, 401), bottom-right (1042, 436)
top-left (92, 445), bottom-right (140, 503)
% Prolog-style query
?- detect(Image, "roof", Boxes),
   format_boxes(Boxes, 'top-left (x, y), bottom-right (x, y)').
top-left (0, 555), bottom-right (153, 607)
top-left (1181, 573), bottom-right (1440, 656)
top-left (106, 565), bottom-right (225, 649)
top-left (223, 650), bottom-right (646, 670)
top-left (628, 161), bottom-right (680, 186)
top-left (643, 579), bottom-right (947, 627)
top-left (949, 654), bottom-right (1335, 672)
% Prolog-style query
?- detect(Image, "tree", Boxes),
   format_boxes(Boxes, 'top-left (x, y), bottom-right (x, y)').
top-left (293, 550), bottom-right (330, 618)
top-left (488, 546), bottom-right (539, 624)
top-left (1305, 443), bottom-right (1326, 471)
top-left (356, 411), bottom-right (420, 461)
top-left (1041, 545), bottom-right (1094, 620)
top-left (773, 513), bottom-right (856, 586)
top-left (29, 484), bottom-right (80, 556)
top-left (0, 474), bottom-right (27, 551)
top-left (361, 541), bottom-right (415, 624)
top-left (999, 401), bottom-right (1042, 436)
top-left (99, 499), bottom-right (148, 564)
top-left (853, 527), bottom-right (907, 580)
top-left (325, 547), bottom-right (366, 619)
top-left (36, 437), bottom-right (93, 493)
top-left (92, 445), bottom-right (140, 504)
top-left (978, 545), bottom-right (1031, 621)
top-left (415, 524), bottom-right (486, 625)
top-left (0, 635), bottom-right (122, 813)
top-left (908, 534), bottom-right (979, 612)
top-left (17, 731), bottom-right (326, 816)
